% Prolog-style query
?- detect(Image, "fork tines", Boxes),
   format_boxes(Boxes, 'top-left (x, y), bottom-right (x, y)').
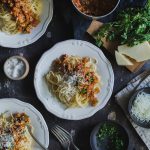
top-left (51, 125), bottom-right (70, 149)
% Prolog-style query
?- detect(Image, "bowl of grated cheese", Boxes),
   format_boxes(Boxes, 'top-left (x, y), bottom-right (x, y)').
top-left (128, 88), bottom-right (150, 128)
top-left (4, 56), bottom-right (29, 80)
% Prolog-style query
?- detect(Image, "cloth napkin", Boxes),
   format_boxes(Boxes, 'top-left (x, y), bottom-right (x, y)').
top-left (115, 71), bottom-right (150, 149)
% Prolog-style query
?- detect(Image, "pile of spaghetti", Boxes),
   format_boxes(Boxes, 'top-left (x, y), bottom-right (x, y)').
top-left (46, 54), bottom-right (101, 108)
top-left (0, 0), bottom-right (42, 34)
top-left (0, 113), bottom-right (32, 150)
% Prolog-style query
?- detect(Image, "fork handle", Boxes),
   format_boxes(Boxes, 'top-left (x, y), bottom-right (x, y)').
top-left (71, 143), bottom-right (80, 150)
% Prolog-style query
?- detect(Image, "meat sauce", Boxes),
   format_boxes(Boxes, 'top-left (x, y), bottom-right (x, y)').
top-left (72, 0), bottom-right (118, 16)
top-left (1, 0), bottom-right (40, 33)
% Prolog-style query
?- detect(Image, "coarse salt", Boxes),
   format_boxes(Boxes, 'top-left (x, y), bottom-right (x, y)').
top-left (5, 58), bottom-right (25, 78)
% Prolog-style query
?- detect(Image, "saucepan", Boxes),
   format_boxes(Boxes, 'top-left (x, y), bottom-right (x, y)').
top-left (71, 0), bottom-right (120, 20)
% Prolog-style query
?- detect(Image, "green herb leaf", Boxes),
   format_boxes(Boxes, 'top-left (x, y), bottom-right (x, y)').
top-left (96, 123), bottom-right (124, 150)
top-left (95, 1), bottom-right (150, 47)
top-left (80, 88), bottom-right (87, 94)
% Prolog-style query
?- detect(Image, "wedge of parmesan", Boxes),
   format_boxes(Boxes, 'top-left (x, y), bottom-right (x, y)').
top-left (118, 41), bottom-right (150, 62)
top-left (115, 51), bottom-right (133, 66)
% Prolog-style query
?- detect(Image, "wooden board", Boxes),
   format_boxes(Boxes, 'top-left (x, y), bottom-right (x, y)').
top-left (87, 20), bottom-right (145, 72)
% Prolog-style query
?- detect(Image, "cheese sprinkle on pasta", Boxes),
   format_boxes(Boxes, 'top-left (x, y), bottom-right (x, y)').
top-left (0, 113), bottom-right (32, 150)
top-left (46, 54), bottom-right (101, 108)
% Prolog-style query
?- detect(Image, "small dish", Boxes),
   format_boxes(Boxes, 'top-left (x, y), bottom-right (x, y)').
top-left (90, 121), bottom-right (129, 150)
top-left (128, 88), bottom-right (150, 128)
top-left (4, 56), bottom-right (29, 80)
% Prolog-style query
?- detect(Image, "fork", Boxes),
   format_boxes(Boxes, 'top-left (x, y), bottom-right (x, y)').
top-left (51, 125), bottom-right (79, 150)
top-left (51, 126), bottom-right (70, 150)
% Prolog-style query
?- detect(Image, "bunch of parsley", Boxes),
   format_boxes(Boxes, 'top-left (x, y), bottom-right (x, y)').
top-left (95, 0), bottom-right (150, 47)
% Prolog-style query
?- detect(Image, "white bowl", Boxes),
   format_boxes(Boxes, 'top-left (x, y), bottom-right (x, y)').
top-left (34, 40), bottom-right (114, 120)
top-left (0, 0), bottom-right (53, 48)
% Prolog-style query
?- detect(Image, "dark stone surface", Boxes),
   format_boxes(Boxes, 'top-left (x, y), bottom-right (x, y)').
top-left (0, 0), bottom-right (149, 150)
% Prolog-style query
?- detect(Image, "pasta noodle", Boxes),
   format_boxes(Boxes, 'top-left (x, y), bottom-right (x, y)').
top-left (31, 0), bottom-right (42, 16)
top-left (46, 54), bottom-right (101, 108)
top-left (0, 3), bottom-right (18, 34)
top-left (0, 0), bottom-right (42, 34)
top-left (0, 112), bottom-right (32, 150)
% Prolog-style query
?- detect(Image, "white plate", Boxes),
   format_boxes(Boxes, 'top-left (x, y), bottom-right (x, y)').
top-left (0, 0), bottom-right (53, 48)
top-left (34, 40), bottom-right (114, 120)
top-left (0, 98), bottom-right (49, 149)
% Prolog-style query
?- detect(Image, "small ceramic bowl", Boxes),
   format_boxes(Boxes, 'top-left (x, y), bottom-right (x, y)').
top-left (90, 121), bottom-right (129, 150)
top-left (128, 88), bottom-right (150, 128)
top-left (4, 56), bottom-right (29, 80)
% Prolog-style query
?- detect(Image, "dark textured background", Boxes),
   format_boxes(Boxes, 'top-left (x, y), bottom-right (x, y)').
top-left (0, 0), bottom-right (149, 149)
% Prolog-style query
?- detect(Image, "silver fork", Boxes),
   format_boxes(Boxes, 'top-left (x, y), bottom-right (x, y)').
top-left (51, 126), bottom-right (70, 150)
top-left (51, 125), bottom-right (79, 150)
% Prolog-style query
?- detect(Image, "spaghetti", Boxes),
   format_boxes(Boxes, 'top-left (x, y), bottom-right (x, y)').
top-left (0, 0), bottom-right (42, 34)
top-left (0, 112), bottom-right (32, 150)
top-left (46, 54), bottom-right (101, 108)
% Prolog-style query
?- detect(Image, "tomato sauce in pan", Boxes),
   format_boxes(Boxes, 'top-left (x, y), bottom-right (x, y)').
top-left (72, 0), bottom-right (118, 16)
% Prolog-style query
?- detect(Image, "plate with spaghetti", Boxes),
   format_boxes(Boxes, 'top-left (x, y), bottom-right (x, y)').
top-left (0, 98), bottom-right (49, 150)
top-left (34, 40), bottom-right (114, 120)
top-left (0, 0), bottom-right (53, 48)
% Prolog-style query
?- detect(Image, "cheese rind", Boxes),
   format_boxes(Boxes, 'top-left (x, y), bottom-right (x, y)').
top-left (115, 51), bottom-right (133, 66)
top-left (118, 41), bottom-right (150, 62)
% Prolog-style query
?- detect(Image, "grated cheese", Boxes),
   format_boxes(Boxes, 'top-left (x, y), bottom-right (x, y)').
top-left (0, 134), bottom-right (14, 149)
top-left (131, 92), bottom-right (150, 122)
top-left (67, 74), bottom-right (78, 85)
top-left (59, 78), bottom-right (77, 103)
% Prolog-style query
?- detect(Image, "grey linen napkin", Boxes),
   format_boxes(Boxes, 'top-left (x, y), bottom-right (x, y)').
top-left (115, 71), bottom-right (150, 149)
